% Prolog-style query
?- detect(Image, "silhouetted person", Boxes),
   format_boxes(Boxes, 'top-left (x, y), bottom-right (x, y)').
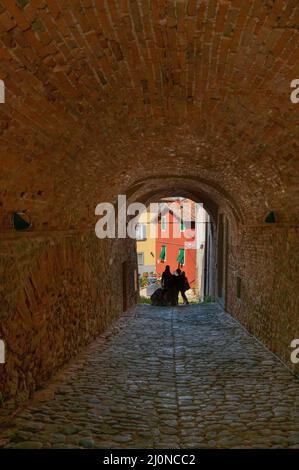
top-left (161, 265), bottom-right (172, 289)
top-left (177, 270), bottom-right (190, 305)
top-left (172, 268), bottom-right (181, 305)
top-left (162, 265), bottom-right (178, 306)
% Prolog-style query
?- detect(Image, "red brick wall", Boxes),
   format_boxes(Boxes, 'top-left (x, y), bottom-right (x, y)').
top-left (226, 225), bottom-right (299, 375)
top-left (0, 233), bottom-right (137, 405)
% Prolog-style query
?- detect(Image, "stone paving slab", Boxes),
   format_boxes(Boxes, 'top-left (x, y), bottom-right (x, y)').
top-left (0, 304), bottom-right (298, 448)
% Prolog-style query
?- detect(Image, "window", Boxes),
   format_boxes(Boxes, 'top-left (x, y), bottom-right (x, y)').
top-left (136, 223), bottom-right (146, 240)
top-left (159, 245), bottom-right (166, 261)
top-left (177, 248), bottom-right (185, 265)
top-left (180, 219), bottom-right (185, 231)
top-left (137, 252), bottom-right (144, 265)
top-left (161, 216), bottom-right (166, 231)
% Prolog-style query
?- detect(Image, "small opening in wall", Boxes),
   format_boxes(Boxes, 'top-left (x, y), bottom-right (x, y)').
top-left (236, 276), bottom-right (242, 299)
top-left (12, 211), bottom-right (32, 231)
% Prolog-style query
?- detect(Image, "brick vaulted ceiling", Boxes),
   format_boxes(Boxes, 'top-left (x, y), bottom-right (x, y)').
top-left (0, 0), bottom-right (298, 230)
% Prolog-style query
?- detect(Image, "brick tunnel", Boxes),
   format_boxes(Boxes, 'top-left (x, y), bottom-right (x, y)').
top-left (0, 0), bottom-right (299, 450)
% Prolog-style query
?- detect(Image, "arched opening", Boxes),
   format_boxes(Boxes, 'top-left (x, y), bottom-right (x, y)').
top-left (135, 195), bottom-right (211, 305)
top-left (122, 175), bottom-right (240, 311)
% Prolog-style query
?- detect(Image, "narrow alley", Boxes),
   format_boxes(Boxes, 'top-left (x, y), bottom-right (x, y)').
top-left (1, 304), bottom-right (298, 449)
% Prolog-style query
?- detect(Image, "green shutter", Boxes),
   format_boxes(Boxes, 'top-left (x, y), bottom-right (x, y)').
top-left (159, 245), bottom-right (166, 260)
top-left (180, 219), bottom-right (185, 231)
top-left (161, 216), bottom-right (166, 230)
top-left (177, 248), bottom-right (185, 265)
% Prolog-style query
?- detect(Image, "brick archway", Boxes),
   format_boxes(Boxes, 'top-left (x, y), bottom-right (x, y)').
top-left (0, 1), bottom-right (298, 406)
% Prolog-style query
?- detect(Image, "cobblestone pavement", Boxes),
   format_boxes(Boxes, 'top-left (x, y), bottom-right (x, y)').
top-left (0, 304), bottom-right (299, 449)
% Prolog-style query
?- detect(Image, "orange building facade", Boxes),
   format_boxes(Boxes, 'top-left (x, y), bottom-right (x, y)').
top-left (156, 199), bottom-right (197, 287)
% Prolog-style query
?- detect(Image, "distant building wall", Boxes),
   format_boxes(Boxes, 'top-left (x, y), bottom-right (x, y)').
top-left (136, 210), bottom-right (156, 275)
top-left (156, 201), bottom-right (197, 286)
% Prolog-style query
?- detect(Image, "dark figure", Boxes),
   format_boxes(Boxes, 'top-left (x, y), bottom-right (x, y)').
top-left (161, 265), bottom-right (178, 306)
top-left (178, 270), bottom-right (190, 305)
top-left (151, 287), bottom-right (168, 306)
top-left (151, 266), bottom-right (172, 306)
top-left (161, 265), bottom-right (172, 289)
top-left (172, 268), bottom-right (181, 305)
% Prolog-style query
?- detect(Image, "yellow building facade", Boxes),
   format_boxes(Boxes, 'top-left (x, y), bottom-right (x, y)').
top-left (136, 210), bottom-right (156, 275)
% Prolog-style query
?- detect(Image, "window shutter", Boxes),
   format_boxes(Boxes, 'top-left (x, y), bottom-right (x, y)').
top-left (177, 248), bottom-right (185, 265)
top-left (159, 245), bottom-right (166, 261)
